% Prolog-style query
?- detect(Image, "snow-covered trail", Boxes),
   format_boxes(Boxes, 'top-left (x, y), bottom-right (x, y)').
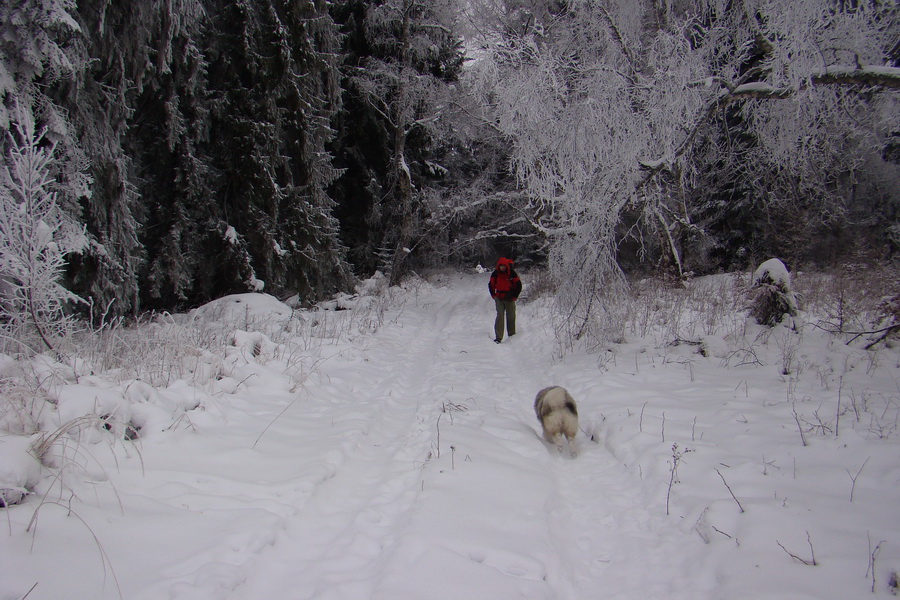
top-left (215, 273), bottom-right (711, 600)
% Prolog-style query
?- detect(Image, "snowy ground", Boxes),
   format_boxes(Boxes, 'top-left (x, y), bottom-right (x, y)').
top-left (1, 270), bottom-right (899, 600)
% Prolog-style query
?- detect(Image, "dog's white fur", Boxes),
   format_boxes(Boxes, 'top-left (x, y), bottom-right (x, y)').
top-left (534, 386), bottom-right (578, 457)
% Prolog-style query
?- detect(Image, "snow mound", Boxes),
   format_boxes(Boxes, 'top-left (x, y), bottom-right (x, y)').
top-left (190, 293), bottom-right (293, 323)
top-left (752, 258), bottom-right (792, 289)
top-left (0, 434), bottom-right (41, 506)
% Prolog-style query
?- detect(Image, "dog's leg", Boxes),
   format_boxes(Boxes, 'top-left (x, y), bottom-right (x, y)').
top-left (567, 434), bottom-right (577, 458)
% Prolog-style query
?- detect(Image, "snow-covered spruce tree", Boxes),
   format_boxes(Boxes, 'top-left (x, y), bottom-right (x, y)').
top-left (0, 106), bottom-right (84, 355)
top-left (0, 0), bottom-right (85, 173)
top-left (471, 0), bottom-right (899, 349)
top-left (0, 0), bottom-right (94, 298)
top-left (45, 0), bottom-right (157, 317)
top-left (331, 0), bottom-right (464, 283)
top-left (750, 258), bottom-right (798, 327)
top-left (201, 0), bottom-right (353, 303)
top-left (125, 0), bottom-right (220, 308)
top-left (4, 0), bottom-right (184, 317)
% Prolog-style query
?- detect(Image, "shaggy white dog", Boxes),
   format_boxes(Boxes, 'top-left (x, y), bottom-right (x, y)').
top-left (534, 386), bottom-right (579, 457)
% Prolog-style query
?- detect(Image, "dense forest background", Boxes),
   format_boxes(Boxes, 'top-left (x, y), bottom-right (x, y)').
top-left (1, 1), bottom-right (898, 334)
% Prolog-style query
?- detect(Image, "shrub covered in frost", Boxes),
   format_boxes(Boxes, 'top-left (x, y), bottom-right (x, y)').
top-left (750, 258), bottom-right (799, 327)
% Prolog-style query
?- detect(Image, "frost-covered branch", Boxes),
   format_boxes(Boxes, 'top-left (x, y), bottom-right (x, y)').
top-left (0, 105), bottom-right (84, 355)
top-left (470, 0), bottom-right (898, 350)
top-left (642, 63), bottom-right (900, 176)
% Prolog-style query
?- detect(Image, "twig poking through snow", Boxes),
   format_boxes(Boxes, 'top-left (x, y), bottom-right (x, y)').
top-left (435, 413), bottom-right (443, 459)
top-left (867, 533), bottom-right (886, 593)
top-left (19, 582), bottom-right (38, 600)
top-left (792, 404), bottom-right (809, 447)
top-left (715, 469), bottom-right (745, 513)
top-left (847, 457), bottom-right (870, 502)
top-left (835, 376), bottom-right (843, 438)
top-left (666, 444), bottom-right (692, 516)
top-left (252, 393), bottom-right (298, 450)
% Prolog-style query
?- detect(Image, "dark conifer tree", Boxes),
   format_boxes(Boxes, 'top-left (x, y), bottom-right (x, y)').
top-left (125, 3), bottom-right (218, 308)
top-left (200, 0), bottom-right (352, 304)
top-left (22, 0), bottom-right (151, 316)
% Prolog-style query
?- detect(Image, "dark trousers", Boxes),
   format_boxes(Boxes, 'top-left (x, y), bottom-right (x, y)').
top-left (494, 298), bottom-right (516, 341)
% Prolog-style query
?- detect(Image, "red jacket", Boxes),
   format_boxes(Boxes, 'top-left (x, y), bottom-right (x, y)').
top-left (489, 257), bottom-right (522, 301)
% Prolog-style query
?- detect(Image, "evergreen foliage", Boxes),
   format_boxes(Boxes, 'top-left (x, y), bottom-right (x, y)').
top-left (0, 105), bottom-right (84, 354)
top-left (200, 0), bottom-right (351, 304)
top-left (2, 0), bottom-right (356, 314)
top-left (133, 0), bottom-right (353, 308)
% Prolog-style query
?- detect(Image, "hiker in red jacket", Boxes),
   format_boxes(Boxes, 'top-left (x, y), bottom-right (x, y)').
top-left (488, 257), bottom-right (523, 343)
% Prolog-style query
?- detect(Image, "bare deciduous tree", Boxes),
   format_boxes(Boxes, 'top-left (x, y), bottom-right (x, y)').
top-left (467, 0), bottom-right (899, 349)
top-left (355, 0), bottom-right (463, 284)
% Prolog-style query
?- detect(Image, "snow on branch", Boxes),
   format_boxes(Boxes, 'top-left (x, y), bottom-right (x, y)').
top-left (812, 65), bottom-right (900, 90)
top-left (639, 64), bottom-right (900, 173)
top-left (730, 66), bottom-right (900, 99)
top-left (729, 82), bottom-right (793, 100)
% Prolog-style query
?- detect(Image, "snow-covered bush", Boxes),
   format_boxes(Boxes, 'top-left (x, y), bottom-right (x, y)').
top-left (750, 259), bottom-right (799, 327)
top-left (0, 105), bottom-right (84, 355)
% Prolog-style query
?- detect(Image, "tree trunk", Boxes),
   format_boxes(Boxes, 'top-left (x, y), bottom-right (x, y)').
top-left (388, 0), bottom-right (414, 287)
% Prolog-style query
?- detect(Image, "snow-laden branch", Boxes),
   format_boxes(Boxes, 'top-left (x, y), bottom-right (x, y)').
top-left (730, 66), bottom-right (900, 98)
top-left (640, 64), bottom-right (900, 172)
top-left (473, 0), bottom-right (898, 348)
top-left (812, 65), bottom-right (900, 89)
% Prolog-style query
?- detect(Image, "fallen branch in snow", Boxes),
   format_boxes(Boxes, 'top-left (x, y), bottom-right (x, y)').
top-left (840, 323), bottom-right (900, 350)
top-left (712, 526), bottom-right (734, 540)
top-left (777, 532), bottom-right (818, 566)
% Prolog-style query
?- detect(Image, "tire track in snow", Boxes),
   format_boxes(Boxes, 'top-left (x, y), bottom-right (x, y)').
top-left (376, 279), bottom-right (707, 600)
top-left (367, 279), bottom-right (582, 599)
top-left (233, 280), bottom-right (480, 600)
top-left (497, 309), bottom-right (714, 599)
